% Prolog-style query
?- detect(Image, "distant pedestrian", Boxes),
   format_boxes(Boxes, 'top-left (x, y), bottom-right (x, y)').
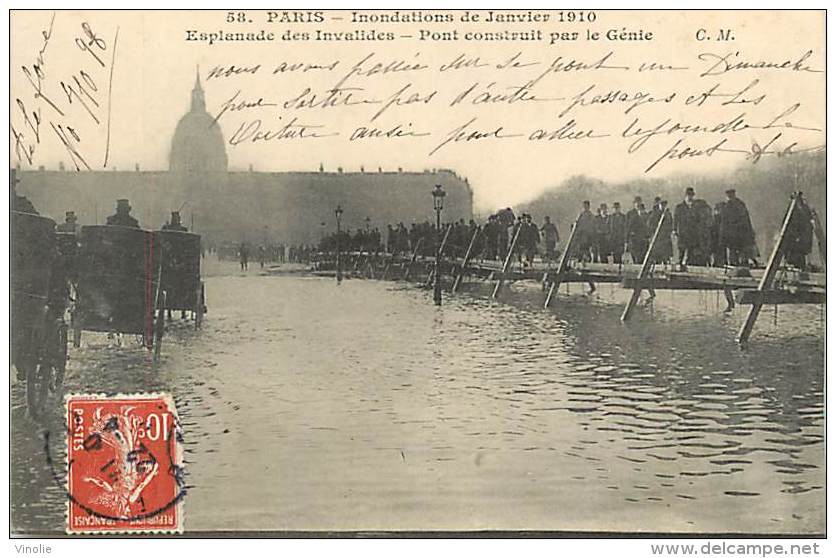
top-left (258, 245), bottom-right (266, 269)
top-left (239, 243), bottom-right (249, 271)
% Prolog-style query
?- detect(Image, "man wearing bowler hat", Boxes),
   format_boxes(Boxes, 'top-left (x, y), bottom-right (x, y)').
top-left (719, 188), bottom-right (756, 266)
top-left (106, 198), bottom-right (140, 228)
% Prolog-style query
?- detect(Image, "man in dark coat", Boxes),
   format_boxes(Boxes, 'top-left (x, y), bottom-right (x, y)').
top-left (396, 223), bottom-right (409, 255)
top-left (483, 215), bottom-right (498, 260)
top-left (496, 207), bottom-right (516, 257)
top-left (540, 216), bottom-right (559, 262)
top-left (575, 200), bottom-right (596, 262)
top-left (496, 215), bottom-right (509, 259)
top-left (719, 189), bottom-right (756, 266)
top-left (518, 213), bottom-right (540, 267)
top-left (386, 225), bottom-right (395, 254)
top-left (673, 187), bottom-right (701, 266)
top-left (656, 200), bottom-right (674, 264)
top-left (784, 192), bottom-right (814, 270)
top-left (645, 197), bottom-right (671, 264)
top-left (106, 199), bottom-right (140, 228)
top-left (626, 197), bottom-right (648, 264)
top-left (608, 202), bottom-right (627, 264)
top-left (496, 207), bottom-right (516, 229)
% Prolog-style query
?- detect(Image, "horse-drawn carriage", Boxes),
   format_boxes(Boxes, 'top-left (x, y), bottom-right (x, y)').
top-left (157, 229), bottom-right (206, 328)
top-left (71, 225), bottom-right (168, 360)
top-left (12, 213), bottom-right (207, 418)
top-left (11, 210), bottom-right (68, 419)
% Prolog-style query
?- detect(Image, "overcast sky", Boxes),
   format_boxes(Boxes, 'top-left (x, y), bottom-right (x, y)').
top-left (11, 10), bottom-right (825, 211)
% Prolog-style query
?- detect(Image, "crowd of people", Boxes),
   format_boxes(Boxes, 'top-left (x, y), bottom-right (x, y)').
top-left (316, 187), bottom-right (817, 271)
top-left (78, 188), bottom-right (815, 274)
top-left (214, 241), bottom-right (317, 270)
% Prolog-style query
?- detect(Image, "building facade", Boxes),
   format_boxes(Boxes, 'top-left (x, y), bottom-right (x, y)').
top-left (16, 70), bottom-right (474, 245)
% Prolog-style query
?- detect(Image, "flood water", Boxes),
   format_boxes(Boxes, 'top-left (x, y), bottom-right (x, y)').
top-left (11, 259), bottom-right (825, 534)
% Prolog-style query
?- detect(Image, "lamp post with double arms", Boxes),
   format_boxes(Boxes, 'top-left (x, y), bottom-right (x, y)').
top-left (432, 184), bottom-right (446, 306)
top-left (335, 205), bottom-right (343, 284)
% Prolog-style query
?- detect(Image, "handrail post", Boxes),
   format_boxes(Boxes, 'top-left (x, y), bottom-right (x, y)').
top-left (737, 193), bottom-right (800, 346)
top-left (492, 223), bottom-right (521, 299)
top-left (621, 209), bottom-right (669, 321)
top-left (403, 237), bottom-right (424, 281)
top-left (453, 228), bottom-right (480, 293)
top-left (545, 215), bottom-right (580, 308)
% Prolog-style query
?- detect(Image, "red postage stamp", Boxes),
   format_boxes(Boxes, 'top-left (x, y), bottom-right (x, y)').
top-left (66, 393), bottom-right (184, 534)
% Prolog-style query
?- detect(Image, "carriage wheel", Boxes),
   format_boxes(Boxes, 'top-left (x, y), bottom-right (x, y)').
top-left (53, 322), bottom-right (68, 391)
top-left (153, 291), bottom-right (166, 363)
top-left (195, 282), bottom-right (205, 329)
top-left (25, 306), bottom-right (55, 420)
top-left (70, 305), bottom-right (82, 347)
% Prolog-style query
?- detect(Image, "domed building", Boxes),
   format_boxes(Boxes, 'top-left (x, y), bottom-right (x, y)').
top-left (16, 66), bottom-right (473, 245)
top-left (169, 68), bottom-right (228, 173)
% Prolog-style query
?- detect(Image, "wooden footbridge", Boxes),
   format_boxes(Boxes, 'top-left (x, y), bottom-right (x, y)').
top-left (313, 193), bottom-right (825, 346)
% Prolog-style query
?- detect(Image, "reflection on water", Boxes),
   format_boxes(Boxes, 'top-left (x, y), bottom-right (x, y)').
top-left (11, 266), bottom-right (824, 533)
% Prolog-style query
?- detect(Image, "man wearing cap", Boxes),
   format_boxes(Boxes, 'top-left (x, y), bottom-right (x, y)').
top-left (719, 189), bottom-right (756, 266)
top-left (106, 199), bottom-right (140, 228)
top-left (161, 211), bottom-right (188, 232)
top-left (608, 202), bottom-right (627, 264)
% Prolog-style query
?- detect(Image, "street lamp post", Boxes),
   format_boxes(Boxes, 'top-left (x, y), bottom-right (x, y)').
top-left (335, 205), bottom-right (343, 284)
top-left (365, 216), bottom-right (371, 253)
top-left (432, 184), bottom-right (446, 306)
